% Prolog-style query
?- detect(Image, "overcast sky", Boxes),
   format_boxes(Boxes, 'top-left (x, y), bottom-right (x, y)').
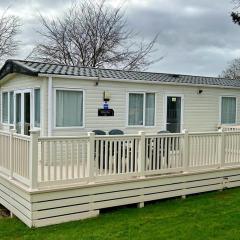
top-left (3, 0), bottom-right (240, 77)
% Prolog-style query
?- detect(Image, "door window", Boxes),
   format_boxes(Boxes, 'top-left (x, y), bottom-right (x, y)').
top-left (166, 96), bottom-right (182, 133)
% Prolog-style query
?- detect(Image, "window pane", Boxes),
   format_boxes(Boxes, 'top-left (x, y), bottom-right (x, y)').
top-left (145, 93), bottom-right (155, 126)
top-left (221, 97), bottom-right (236, 124)
top-left (34, 89), bottom-right (41, 127)
top-left (2, 92), bottom-right (8, 123)
top-left (9, 92), bottom-right (14, 124)
top-left (128, 93), bottom-right (144, 125)
top-left (56, 90), bottom-right (83, 127)
top-left (15, 93), bottom-right (21, 134)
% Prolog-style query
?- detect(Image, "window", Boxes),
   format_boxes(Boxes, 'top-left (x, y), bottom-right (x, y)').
top-left (34, 89), bottom-right (40, 127)
top-left (128, 92), bottom-right (155, 126)
top-left (145, 93), bottom-right (155, 126)
top-left (128, 93), bottom-right (144, 126)
top-left (2, 92), bottom-right (8, 123)
top-left (9, 92), bottom-right (14, 124)
top-left (56, 90), bottom-right (83, 127)
top-left (221, 97), bottom-right (236, 124)
top-left (2, 91), bottom-right (16, 124)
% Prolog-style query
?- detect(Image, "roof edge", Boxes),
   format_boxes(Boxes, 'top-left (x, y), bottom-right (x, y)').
top-left (38, 73), bottom-right (240, 90)
top-left (0, 59), bottom-right (39, 80)
top-left (11, 59), bottom-right (234, 82)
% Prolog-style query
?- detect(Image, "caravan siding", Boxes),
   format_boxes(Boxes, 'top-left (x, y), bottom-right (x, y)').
top-left (1, 74), bottom-right (240, 136)
top-left (51, 77), bottom-right (240, 135)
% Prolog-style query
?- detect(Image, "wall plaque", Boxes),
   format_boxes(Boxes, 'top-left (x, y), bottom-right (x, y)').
top-left (98, 109), bottom-right (114, 116)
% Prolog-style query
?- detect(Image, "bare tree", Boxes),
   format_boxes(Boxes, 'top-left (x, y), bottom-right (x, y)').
top-left (221, 58), bottom-right (240, 79)
top-left (231, 0), bottom-right (240, 25)
top-left (29, 0), bottom-right (160, 70)
top-left (0, 9), bottom-right (20, 61)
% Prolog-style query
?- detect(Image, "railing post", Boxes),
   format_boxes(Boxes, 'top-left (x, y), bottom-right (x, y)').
top-left (218, 128), bottom-right (225, 168)
top-left (138, 131), bottom-right (146, 178)
top-left (9, 129), bottom-right (16, 179)
top-left (29, 130), bottom-right (40, 190)
top-left (182, 129), bottom-right (189, 172)
top-left (87, 132), bottom-right (95, 183)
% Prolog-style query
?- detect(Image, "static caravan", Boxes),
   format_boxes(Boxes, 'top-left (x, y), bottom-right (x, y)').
top-left (2, 60), bottom-right (240, 228)
top-left (0, 59), bottom-right (240, 136)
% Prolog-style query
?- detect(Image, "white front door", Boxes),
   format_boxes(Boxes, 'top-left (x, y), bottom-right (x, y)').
top-left (14, 89), bottom-right (33, 135)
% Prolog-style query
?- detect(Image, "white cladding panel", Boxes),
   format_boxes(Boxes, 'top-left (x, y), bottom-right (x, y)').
top-left (51, 77), bottom-right (240, 135)
top-left (1, 74), bottom-right (240, 136)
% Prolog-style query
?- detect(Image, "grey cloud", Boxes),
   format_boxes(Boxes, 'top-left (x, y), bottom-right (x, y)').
top-left (1, 0), bottom-right (239, 77)
top-left (125, 0), bottom-right (240, 76)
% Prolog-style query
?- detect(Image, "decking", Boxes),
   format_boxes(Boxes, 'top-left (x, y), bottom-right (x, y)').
top-left (1, 128), bottom-right (240, 227)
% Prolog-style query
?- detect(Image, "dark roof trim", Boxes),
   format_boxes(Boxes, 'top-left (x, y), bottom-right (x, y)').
top-left (0, 60), bottom-right (38, 80)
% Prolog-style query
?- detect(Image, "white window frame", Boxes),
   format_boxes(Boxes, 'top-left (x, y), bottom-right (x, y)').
top-left (14, 88), bottom-right (33, 135)
top-left (163, 94), bottom-right (184, 132)
top-left (126, 91), bottom-right (156, 128)
top-left (0, 87), bottom-right (41, 133)
top-left (54, 87), bottom-right (85, 129)
top-left (1, 90), bottom-right (14, 126)
top-left (219, 96), bottom-right (237, 125)
top-left (1, 91), bottom-right (9, 125)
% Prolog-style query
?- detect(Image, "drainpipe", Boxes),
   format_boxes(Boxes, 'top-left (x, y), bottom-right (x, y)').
top-left (48, 76), bottom-right (52, 136)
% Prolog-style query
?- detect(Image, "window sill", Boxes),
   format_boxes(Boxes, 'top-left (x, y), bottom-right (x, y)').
top-left (53, 126), bottom-right (85, 130)
top-left (126, 125), bottom-right (156, 128)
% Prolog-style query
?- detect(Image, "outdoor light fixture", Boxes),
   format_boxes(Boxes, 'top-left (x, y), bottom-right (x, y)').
top-left (103, 91), bottom-right (111, 101)
top-left (198, 89), bottom-right (203, 94)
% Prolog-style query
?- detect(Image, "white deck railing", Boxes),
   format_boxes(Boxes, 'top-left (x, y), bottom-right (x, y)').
top-left (221, 125), bottom-right (240, 132)
top-left (0, 130), bottom-right (31, 186)
top-left (38, 136), bottom-right (89, 184)
top-left (1, 129), bottom-right (240, 189)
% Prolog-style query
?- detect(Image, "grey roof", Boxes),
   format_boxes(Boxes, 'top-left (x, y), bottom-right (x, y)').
top-left (1, 59), bottom-right (240, 89)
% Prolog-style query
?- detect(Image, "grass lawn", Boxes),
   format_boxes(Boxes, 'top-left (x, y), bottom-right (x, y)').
top-left (1, 188), bottom-right (240, 240)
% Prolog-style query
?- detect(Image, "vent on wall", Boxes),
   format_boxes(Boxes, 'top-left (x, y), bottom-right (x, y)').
top-left (170, 74), bottom-right (180, 78)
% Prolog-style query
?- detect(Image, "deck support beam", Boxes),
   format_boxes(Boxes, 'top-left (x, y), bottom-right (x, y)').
top-left (10, 211), bottom-right (15, 218)
top-left (137, 202), bottom-right (145, 208)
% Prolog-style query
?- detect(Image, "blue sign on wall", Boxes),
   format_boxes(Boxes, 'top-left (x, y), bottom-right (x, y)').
top-left (103, 102), bottom-right (109, 110)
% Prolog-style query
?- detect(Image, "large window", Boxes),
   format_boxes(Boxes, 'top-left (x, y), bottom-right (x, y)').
top-left (9, 92), bottom-right (14, 124)
top-left (128, 92), bottom-right (155, 126)
top-left (145, 93), bottom-right (155, 126)
top-left (56, 90), bottom-right (83, 127)
top-left (34, 89), bottom-right (41, 128)
top-left (2, 91), bottom-right (14, 124)
top-left (221, 97), bottom-right (236, 124)
top-left (2, 92), bottom-right (8, 123)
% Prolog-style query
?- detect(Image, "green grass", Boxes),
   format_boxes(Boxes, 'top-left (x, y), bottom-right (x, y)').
top-left (1, 188), bottom-right (240, 240)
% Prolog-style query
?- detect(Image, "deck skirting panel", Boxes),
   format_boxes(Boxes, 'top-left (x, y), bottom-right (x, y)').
top-left (0, 176), bottom-right (32, 227)
top-left (1, 168), bottom-right (240, 227)
top-left (30, 168), bottom-right (240, 227)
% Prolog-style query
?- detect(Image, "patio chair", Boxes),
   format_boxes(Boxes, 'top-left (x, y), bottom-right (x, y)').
top-left (93, 130), bottom-right (106, 170)
top-left (108, 129), bottom-right (125, 172)
top-left (146, 130), bottom-right (172, 171)
top-left (109, 129), bottom-right (124, 135)
top-left (92, 129), bottom-right (106, 135)
top-left (156, 130), bottom-right (171, 169)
